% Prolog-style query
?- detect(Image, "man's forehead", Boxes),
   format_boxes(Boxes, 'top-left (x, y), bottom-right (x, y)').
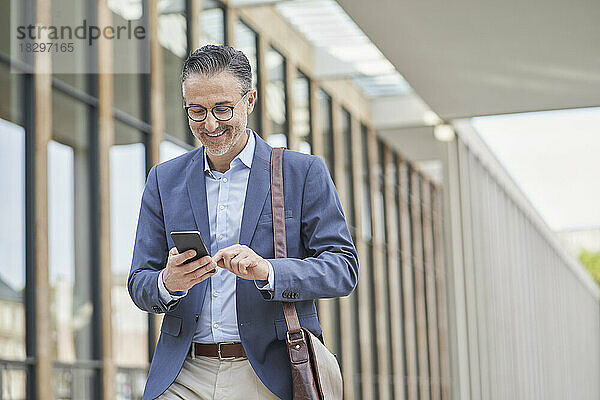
top-left (183, 72), bottom-right (240, 102)
top-left (184, 71), bottom-right (239, 90)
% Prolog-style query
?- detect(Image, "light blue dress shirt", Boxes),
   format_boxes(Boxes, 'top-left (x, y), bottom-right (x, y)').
top-left (157, 130), bottom-right (274, 343)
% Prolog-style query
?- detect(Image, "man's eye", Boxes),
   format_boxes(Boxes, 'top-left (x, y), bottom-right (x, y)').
top-left (190, 108), bottom-right (206, 115)
top-left (213, 106), bottom-right (230, 114)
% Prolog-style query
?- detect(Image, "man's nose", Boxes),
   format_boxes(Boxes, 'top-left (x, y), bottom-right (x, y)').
top-left (204, 112), bottom-right (219, 132)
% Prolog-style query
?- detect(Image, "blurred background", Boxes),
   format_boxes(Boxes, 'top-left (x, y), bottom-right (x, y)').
top-left (1, 0), bottom-right (599, 399)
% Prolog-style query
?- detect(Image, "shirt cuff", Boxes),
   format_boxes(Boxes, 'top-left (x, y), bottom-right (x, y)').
top-left (254, 260), bottom-right (275, 291)
top-left (158, 269), bottom-right (188, 305)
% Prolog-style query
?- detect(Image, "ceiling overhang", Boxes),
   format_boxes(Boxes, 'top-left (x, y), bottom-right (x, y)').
top-left (337, 0), bottom-right (600, 120)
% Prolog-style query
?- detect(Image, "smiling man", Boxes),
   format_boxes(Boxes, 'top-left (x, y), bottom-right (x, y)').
top-left (128, 45), bottom-right (358, 400)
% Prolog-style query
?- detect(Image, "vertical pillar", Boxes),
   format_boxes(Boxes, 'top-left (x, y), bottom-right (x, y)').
top-left (225, 7), bottom-right (237, 48)
top-left (189, 0), bottom-right (203, 50)
top-left (308, 80), bottom-right (321, 157)
top-left (399, 159), bottom-right (418, 400)
top-left (97, 1), bottom-right (115, 398)
top-left (411, 169), bottom-right (431, 400)
top-left (34, 0), bottom-right (52, 396)
top-left (383, 147), bottom-right (407, 400)
top-left (423, 182), bottom-right (441, 400)
top-left (351, 116), bottom-right (374, 400)
top-left (148, 0), bottom-right (165, 344)
top-left (331, 98), bottom-right (355, 400)
top-left (285, 59), bottom-right (296, 151)
top-left (432, 186), bottom-right (452, 400)
top-left (368, 130), bottom-right (391, 400)
top-left (257, 34), bottom-right (270, 139)
top-left (443, 138), bottom-right (471, 400)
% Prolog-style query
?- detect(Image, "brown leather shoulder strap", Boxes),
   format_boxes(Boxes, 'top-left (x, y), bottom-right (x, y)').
top-left (270, 147), bottom-right (302, 335)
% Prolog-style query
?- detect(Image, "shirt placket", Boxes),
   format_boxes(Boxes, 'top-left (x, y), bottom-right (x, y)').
top-left (211, 171), bottom-right (230, 342)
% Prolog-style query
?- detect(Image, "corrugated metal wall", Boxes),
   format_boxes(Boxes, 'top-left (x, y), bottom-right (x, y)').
top-left (445, 120), bottom-right (600, 400)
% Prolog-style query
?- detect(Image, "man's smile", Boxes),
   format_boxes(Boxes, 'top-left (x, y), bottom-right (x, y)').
top-left (204, 128), bottom-right (228, 138)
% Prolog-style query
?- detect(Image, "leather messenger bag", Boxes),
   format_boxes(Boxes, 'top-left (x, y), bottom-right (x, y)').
top-left (270, 147), bottom-right (343, 400)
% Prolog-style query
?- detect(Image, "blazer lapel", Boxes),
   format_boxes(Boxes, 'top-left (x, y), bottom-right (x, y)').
top-left (185, 147), bottom-right (211, 311)
top-left (239, 133), bottom-right (272, 246)
top-left (186, 147), bottom-right (211, 246)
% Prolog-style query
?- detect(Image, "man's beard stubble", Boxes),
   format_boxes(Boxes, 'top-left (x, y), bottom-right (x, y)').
top-left (196, 125), bottom-right (243, 157)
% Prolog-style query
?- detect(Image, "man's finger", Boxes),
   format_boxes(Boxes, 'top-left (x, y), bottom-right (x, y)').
top-left (190, 268), bottom-right (217, 285)
top-left (223, 252), bottom-right (233, 270)
top-left (230, 253), bottom-right (249, 275)
top-left (169, 247), bottom-right (178, 256)
top-left (174, 249), bottom-right (197, 265)
top-left (181, 255), bottom-right (213, 274)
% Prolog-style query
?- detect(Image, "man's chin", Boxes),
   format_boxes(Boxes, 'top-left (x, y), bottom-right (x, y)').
top-left (205, 146), bottom-right (229, 157)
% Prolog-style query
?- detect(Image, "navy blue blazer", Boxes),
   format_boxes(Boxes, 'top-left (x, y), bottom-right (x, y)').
top-left (128, 131), bottom-right (359, 399)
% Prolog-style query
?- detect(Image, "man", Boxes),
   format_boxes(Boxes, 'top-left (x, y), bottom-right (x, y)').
top-left (128, 45), bottom-right (358, 400)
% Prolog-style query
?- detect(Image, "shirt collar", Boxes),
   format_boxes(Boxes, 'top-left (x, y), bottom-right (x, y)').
top-left (203, 129), bottom-right (255, 173)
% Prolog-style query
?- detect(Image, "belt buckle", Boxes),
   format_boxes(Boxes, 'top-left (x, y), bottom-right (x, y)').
top-left (218, 342), bottom-right (236, 361)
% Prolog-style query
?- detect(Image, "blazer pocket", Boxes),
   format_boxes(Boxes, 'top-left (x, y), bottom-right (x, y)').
top-left (161, 314), bottom-right (182, 337)
top-left (274, 312), bottom-right (322, 341)
top-left (257, 209), bottom-right (294, 225)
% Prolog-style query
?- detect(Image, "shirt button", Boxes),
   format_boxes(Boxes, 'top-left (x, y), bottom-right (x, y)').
top-left (213, 292), bottom-right (219, 297)
top-left (218, 234), bottom-right (224, 240)
top-left (223, 177), bottom-right (228, 183)
top-left (219, 205), bottom-right (225, 210)
top-left (213, 323), bottom-right (219, 329)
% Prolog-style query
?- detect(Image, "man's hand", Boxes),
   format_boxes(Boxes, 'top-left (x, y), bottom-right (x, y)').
top-left (163, 247), bottom-right (217, 293)
top-left (213, 244), bottom-right (270, 281)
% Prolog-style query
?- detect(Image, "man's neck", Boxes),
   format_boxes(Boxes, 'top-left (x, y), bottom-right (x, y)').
top-left (206, 132), bottom-right (249, 173)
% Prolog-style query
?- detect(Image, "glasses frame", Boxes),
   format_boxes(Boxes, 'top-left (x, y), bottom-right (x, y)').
top-left (184, 90), bottom-right (250, 122)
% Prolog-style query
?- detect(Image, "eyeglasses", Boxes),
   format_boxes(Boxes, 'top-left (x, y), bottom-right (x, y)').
top-left (184, 91), bottom-right (249, 122)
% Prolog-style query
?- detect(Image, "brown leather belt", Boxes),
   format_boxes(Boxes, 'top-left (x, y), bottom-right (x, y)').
top-left (189, 342), bottom-right (246, 360)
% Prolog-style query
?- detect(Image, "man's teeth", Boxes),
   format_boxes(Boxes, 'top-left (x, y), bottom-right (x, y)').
top-left (206, 131), bottom-right (225, 137)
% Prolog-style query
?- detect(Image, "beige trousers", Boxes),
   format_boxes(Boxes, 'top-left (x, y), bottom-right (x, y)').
top-left (157, 355), bottom-right (281, 400)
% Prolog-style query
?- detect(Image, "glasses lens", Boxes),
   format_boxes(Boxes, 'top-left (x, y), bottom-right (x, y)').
top-left (213, 106), bottom-right (233, 121)
top-left (187, 106), bottom-right (207, 121)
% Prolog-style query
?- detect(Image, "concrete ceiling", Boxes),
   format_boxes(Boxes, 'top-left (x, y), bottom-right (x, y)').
top-left (337, 0), bottom-right (600, 120)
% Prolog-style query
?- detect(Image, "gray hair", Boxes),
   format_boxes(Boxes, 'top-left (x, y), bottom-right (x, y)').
top-left (181, 45), bottom-right (252, 95)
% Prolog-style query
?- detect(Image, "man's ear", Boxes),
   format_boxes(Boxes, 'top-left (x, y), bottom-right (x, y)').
top-left (246, 90), bottom-right (258, 115)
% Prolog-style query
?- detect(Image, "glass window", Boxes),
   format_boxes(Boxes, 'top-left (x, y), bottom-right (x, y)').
top-left (376, 139), bottom-right (386, 241)
top-left (51, 0), bottom-right (88, 92)
top-left (0, 118), bottom-right (26, 364)
top-left (341, 108), bottom-right (355, 230)
top-left (49, 91), bottom-right (96, 391)
top-left (199, 1), bottom-right (225, 46)
top-left (0, 0), bottom-right (10, 54)
top-left (294, 70), bottom-right (311, 154)
top-left (317, 89), bottom-right (333, 177)
top-left (234, 20), bottom-right (260, 133)
top-left (266, 47), bottom-right (287, 147)
top-left (360, 123), bottom-right (378, 398)
top-left (110, 121), bottom-right (148, 369)
top-left (161, 139), bottom-right (190, 162)
top-left (160, 0), bottom-right (189, 144)
top-left (360, 124), bottom-right (372, 242)
top-left (111, 0), bottom-right (146, 121)
top-left (49, 90), bottom-right (98, 398)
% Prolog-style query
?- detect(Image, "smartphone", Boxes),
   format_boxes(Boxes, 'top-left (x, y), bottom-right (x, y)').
top-left (170, 231), bottom-right (215, 273)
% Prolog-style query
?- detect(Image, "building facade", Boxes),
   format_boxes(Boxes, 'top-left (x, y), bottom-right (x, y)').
top-left (0, 1), bottom-right (450, 399)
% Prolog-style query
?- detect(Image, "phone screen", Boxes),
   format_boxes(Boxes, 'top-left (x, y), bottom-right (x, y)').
top-left (170, 231), bottom-right (215, 273)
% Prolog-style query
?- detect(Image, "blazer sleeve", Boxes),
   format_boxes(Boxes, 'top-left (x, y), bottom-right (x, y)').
top-left (127, 165), bottom-right (173, 314)
top-left (266, 156), bottom-right (359, 302)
